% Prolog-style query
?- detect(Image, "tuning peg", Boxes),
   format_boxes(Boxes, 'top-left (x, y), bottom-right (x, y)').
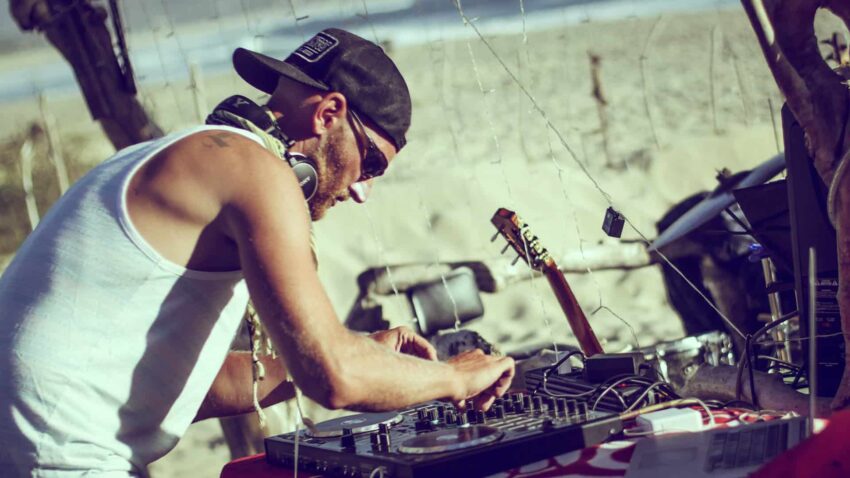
top-left (511, 255), bottom-right (521, 266)
top-left (490, 231), bottom-right (500, 242)
top-left (501, 243), bottom-right (511, 254)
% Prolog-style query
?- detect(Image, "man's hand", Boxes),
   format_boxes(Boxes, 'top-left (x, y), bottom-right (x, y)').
top-left (447, 349), bottom-right (515, 411)
top-left (369, 326), bottom-right (437, 361)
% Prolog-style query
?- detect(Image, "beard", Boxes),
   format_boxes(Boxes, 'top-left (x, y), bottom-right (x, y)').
top-left (307, 129), bottom-right (351, 221)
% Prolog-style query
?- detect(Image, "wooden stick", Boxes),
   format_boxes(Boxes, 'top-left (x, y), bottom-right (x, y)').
top-left (20, 130), bottom-right (39, 231)
top-left (38, 93), bottom-right (69, 194)
top-left (588, 51), bottom-right (611, 167)
top-left (709, 25), bottom-right (721, 134)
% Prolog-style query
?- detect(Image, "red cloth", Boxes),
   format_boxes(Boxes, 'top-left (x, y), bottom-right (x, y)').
top-left (750, 409), bottom-right (850, 478)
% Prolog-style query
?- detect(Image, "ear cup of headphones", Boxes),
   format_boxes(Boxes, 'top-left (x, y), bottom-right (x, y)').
top-left (286, 152), bottom-right (319, 202)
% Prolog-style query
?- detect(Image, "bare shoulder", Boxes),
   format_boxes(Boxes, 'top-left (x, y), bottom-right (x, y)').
top-left (139, 129), bottom-right (300, 206)
top-left (164, 129), bottom-right (293, 191)
top-left (169, 129), bottom-right (312, 241)
top-left (129, 128), bottom-right (308, 237)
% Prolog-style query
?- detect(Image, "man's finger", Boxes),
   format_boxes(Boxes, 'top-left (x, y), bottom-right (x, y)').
top-left (493, 357), bottom-right (515, 397)
top-left (414, 335), bottom-right (438, 361)
top-left (473, 393), bottom-right (496, 411)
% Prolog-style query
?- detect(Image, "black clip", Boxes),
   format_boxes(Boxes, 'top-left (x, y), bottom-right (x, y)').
top-left (602, 207), bottom-right (625, 238)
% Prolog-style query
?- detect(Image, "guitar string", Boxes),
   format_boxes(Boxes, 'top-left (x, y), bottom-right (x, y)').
top-left (450, 2), bottom-right (744, 340)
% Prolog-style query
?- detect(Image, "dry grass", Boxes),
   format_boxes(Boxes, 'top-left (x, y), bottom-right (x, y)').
top-left (0, 125), bottom-right (98, 255)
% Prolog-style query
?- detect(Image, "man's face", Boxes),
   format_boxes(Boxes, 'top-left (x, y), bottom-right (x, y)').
top-left (305, 114), bottom-right (397, 221)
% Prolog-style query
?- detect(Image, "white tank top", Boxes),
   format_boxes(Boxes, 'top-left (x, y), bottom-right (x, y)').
top-left (0, 125), bottom-right (259, 476)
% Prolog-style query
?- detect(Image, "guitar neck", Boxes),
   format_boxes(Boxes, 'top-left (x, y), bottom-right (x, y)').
top-left (542, 266), bottom-right (604, 357)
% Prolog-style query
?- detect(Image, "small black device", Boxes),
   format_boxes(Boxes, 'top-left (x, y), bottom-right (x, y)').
top-left (206, 95), bottom-right (319, 201)
top-left (583, 352), bottom-right (644, 383)
top-left (602, 207), bottom-right (625, 238)
top-left (265, 398), bottom-right (622, 477)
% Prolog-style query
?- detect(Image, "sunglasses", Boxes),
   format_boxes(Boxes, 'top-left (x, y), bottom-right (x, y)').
top-left (348, 109), bottom-right (389, 180)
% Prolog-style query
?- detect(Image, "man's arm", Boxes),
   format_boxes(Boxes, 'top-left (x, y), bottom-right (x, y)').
top-left (193, 326), bottom-right (439, 422)
top-left (217, 137), bottom-right (513, 412)
top-left (194, 351), bottom-right (295, 422)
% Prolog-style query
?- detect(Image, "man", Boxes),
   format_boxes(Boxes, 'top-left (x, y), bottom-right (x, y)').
top-left (0, 28), bottom-right (514, 477)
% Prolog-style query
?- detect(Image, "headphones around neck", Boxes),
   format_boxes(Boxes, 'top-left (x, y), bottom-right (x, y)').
top-left (205, 95), bottom-right (319, 202)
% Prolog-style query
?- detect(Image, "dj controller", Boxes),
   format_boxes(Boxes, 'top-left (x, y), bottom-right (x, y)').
top-left (265, 391), bottom-right (623, 478)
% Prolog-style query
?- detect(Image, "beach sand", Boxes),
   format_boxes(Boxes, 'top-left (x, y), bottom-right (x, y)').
top-left (1, 5), bottom-right (844, 477)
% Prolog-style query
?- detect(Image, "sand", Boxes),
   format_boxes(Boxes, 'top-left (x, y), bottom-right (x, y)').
top-left (1, 4), bottom-right (845, 477)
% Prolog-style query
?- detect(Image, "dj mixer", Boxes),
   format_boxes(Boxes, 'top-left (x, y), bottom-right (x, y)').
top-left (265, 392), bottom-right (622, 478)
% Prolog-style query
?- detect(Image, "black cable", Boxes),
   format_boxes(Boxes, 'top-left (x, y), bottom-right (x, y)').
top-left (757, 355), bottom-right (801, 370)
top-left (753, 312), bottom-right (799, 342)
top-left (735, 334), bottom-right (760, 409)
top-left (736, 311), bottom-right (799, 408)
top-left (723, 207), bottom-right (757, 237)
top-left (746, 336), bottom-right (759, 409)
top-left (532, 350), bottom-right (586, 396)
top-left (792, 361), bottom-right (807, 388)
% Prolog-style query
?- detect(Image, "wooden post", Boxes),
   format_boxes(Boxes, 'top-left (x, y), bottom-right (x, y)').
top-left (38, 93), bottom-right (70, 194)
top-left (11, 0), bottom-right (164, 149)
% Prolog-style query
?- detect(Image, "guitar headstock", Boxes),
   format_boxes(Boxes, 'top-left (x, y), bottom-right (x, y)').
top-left (491, 208), bottom-right (555, 271)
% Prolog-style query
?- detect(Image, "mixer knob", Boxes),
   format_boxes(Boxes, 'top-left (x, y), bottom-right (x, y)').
top-left (511, 392), bottom-right (524, 403)
top-left (445, 410), bottom-right (456, 424)
top-left (370, 432), bottom-right (379, 447)
top-left (378, 432), bottom-right (391, 450)
top-left (427, 408), bottom-right (438, 422)
top-left (378, 423), bottom-right (390, 434)
top-left (532, 396), bottom-right (543, 411)
top-left (556, 398), bottom-right (568, 416)
top-left (494, 405), bottom-right (505, 419)
top-left (341, 428), bottom-right (356, 448)
top-left (436, 405), bottom-right (446, 418)
top-left (417, 408), bottom-right (427, 421)
top-left (503, 400), bottom-right (514, 413)
top-left (458, 412), bottom-right (469, 427)
top-left (522, 395), bottom-right (532, 410)
top-left (514, 401), bottom-right (525, 413)
top-left (476, 410), bottom-right (486, 423)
